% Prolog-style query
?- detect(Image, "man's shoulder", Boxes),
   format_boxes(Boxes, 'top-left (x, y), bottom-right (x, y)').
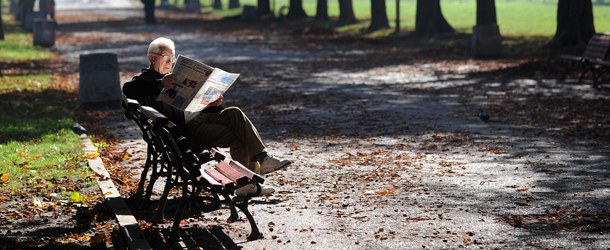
top-left (134, 68), bottom-right (162, 79)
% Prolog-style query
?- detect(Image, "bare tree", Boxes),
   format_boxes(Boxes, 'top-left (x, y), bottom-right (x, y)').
top-left (367, 0), bottom-right (389, 32)
top-left (546, 0), bottom-right (595, 49)
top-left (315, 0), bottom-right (329, 21)
top-left (411, 0), bottom-right (454, 37)
top-left (286, 0), bottom-right (307, 18)
top-left (337, 0), bottom-right (358, 26)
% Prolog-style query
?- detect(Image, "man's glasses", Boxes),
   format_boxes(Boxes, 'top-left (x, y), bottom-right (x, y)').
top-left (152, 52), bottom-right (176, 62)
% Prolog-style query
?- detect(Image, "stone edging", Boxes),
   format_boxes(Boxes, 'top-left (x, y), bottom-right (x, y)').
top-left (81, 134), bottom-right (152, 250)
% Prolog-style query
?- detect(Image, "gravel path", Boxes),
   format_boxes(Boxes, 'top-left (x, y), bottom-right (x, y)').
top-left (54, 1), bottom-right (610, 249)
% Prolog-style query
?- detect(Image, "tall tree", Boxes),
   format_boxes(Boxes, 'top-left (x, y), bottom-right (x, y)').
top-left (228, 0), bottom-right (240, 9)
top-left (286, 0), bottom-right (307, 19)
top-left (257, 0), bottom-right (271, 16)
top-left (411, 0), bottom-right (454, 37)
top-left (337, 0), bottom-right (358, 26)
top-left (143, 0), bottom-right (156, 24)
top-left (476, 0), bottom-right (497, 25)
top-left (315, 0), bottom-right (329, 21)
top-left (0, 0), bottom-right (4, 41)
top-left (395, 0), bottom-right (400, 34)
top-left (473, 0), bottom-right (502, 58)
top-left (213, 0), bottom-right (222, 9)
top-left (546, 0), bottom-right (595, 49)
top-left (367, 0), bottom-right (389, 32)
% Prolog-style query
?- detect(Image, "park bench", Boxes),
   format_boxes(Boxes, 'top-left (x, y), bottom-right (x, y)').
top-left (122, 98), bottom-right (265, 242)
top-left (559, 33), bottom-right (610, 88)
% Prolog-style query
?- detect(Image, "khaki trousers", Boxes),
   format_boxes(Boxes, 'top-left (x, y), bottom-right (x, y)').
top-left (186, 107), bottom-right (266, 173)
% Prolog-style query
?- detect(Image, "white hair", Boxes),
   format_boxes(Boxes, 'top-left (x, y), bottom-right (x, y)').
top-left (147, 37), bottom-right (175, 56)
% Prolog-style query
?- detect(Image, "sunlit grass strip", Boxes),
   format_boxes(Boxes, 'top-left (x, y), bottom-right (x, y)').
top-left (0, 130), bottom-right (92, 192)
top-left (0, 73), bottom-right (88, 192)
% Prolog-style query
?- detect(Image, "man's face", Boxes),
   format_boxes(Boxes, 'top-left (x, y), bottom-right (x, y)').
top-left (151, 47), bottom-right (174, 74)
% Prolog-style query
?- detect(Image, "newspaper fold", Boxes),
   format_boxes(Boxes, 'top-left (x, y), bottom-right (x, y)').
top-left (156, 55), bottom-right (240, 122)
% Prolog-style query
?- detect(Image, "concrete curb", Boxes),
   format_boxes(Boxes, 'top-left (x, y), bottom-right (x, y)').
top-left (81, 134), bottom-right (152, 250)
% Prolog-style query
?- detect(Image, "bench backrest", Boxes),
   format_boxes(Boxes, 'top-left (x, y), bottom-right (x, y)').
top-left (123, 98), bottom-right (158, 153)
top-left (583, 34), bottom-right (610, 61)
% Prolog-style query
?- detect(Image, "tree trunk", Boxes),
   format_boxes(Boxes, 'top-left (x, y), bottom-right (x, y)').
top-left (185, 0), bottom-right (201, 12)
top-left (395, 0), bottom-right (400, 33)
top-left (0, 1), bottom-right (4, 41)
top-left (546, 0), bottom-right (595, 49)
top-left (257, 0), bottom-right (271, 16)
top-left (213, 0), bottom-right (222, 9)
top-left (286, 0), bottom-right (307, 19)
top-left (476, 0), bottom-right (497, 25)
top-left (367, 0), bottom-right (389, 32)
top-left (228, 0), bottom-right (240, 9)
top-left (412, 0), bottom-right (455, 37)
top-left (337, 0), bottom-right (358, 26)
top-left (315, 0), bottom-right (328, 21)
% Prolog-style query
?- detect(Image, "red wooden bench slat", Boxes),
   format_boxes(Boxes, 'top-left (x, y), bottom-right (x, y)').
top-left (204, 168), bottom-right (235, 190)
top-left (228, 160), bottom-right (264, 184)
top-left (214, 161), bottom-right (249, 186)
top-left (197, 170), bottom-right (223, 192)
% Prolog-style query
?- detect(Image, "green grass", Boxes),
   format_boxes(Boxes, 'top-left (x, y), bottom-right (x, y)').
top-left (0, 76), bottom-right (76, 141)
top-left (0, 130), bottom-right (90, 192)
top-left (0, 34), bottom-right (56, 61)
top-left (1, 1), bottom-right (56, 61)
top-left (190, 0), bottom-right (610, 37)
top-left (0, 0), bottom-right (90, 193)
top-left (0, 74), bottom-right (87, 192)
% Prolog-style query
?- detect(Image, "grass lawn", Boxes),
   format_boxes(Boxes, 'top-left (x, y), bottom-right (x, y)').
top-left (0, 73), bottom-right (91, 192)
top-left (0, 0), bottom-right (92, 193)
top-left (188, 0), bottom-right (610, 37)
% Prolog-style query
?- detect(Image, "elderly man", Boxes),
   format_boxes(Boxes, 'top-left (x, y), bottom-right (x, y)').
top-left (122, 37), bottom-right (291, 196)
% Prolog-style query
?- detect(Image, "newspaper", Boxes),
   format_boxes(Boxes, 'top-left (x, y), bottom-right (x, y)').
top-left (156, 55), bottom-right (240, 122)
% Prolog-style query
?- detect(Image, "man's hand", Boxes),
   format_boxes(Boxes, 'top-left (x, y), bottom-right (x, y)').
top-left (160, 73), bottom-right (177, 88)
top-left (209, 95), bottom-right (223, 107)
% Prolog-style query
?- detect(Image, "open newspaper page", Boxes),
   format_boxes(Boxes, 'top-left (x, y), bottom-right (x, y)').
top-left (156, 55), bottom-right (240, 122)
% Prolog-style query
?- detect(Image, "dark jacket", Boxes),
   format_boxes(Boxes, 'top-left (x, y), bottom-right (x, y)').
top-left (122, 68), bottom-right (224, 134)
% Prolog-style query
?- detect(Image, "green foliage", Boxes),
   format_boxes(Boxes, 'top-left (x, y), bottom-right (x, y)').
top-left (0, 34), bottom-right (57, 62)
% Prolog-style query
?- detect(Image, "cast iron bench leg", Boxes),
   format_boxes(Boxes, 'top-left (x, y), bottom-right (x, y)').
top-left (155, 163), bottom-right (177, 221)
top-left (235, 200), bottom-right (263, 240)
top-left (134, 143), bottom-right (155, 200)
top-left (168, 180), bottom-right (192, 243)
